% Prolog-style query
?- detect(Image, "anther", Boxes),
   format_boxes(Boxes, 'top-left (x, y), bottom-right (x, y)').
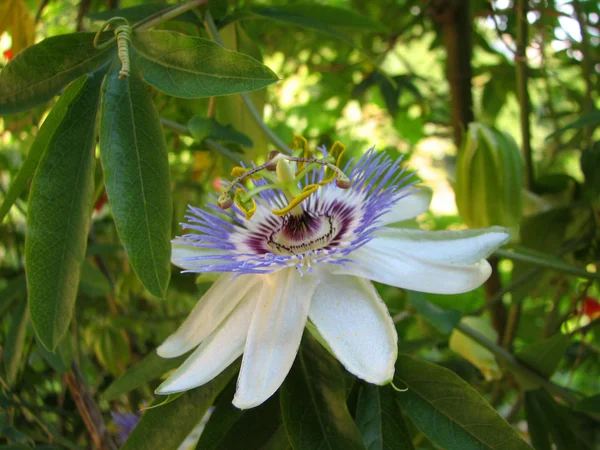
top-left (218, 192), bottom-right (233, 210)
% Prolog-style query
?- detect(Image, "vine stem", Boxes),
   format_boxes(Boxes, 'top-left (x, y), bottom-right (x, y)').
top-left (203, 10), bottom-right (293, 155)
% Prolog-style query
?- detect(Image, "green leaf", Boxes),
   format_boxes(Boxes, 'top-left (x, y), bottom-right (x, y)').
top-left (0, 62), bottom-right (105, 223)
top-left (187, 116), bottom-right (252, 147)
top-left (26, 73), bottom-right (103, 351)
top-left (407, 291), bottom-right (461, 335)
top-left (130, 30), bottom-right (279, 99)
top-left (99, 65), bottom-right (172, 298)
top-left (36, 336), bottom-right (69, 373)
top-left (87, 3), bottom-right (200, 25)
top-left (574, 394), bottom-right (600, 414)
top-left (394, 354), bottom-right (532, 450)
top-left (224, 4), bottom-right (386, 44)
top-left (199, 394), bottom-right (285, 450)
top-left (524, 390), bottom-right (553, 450)
top-left (101, 351), bottom-right (188, 401)
top-left (122, 363), bottom-right (238, 450)
top-left (0, 274), bottom-right (26, 317)
top-left (253, 4), bottom-right (386, 31)
top-left (78, 260), bottom-right (112, 297)
top-left (515, 333), bottom-right (570, 379)
top-left (545, 110), bottom-right (600, 140)
top-left (215, 23), bottom-right (269, 158)
top-left (355, 384), bottom-right (414, 450)
top-left (3, 297), bottom-right (29, 387)
top-left (523, 390), bottom-right (589, 450)
top-left (496, 248), bottom-right (599, 281)
top-left (280, 333), bottom-right (366, 450)
top-left (0, 32), bottom-right (114, 114)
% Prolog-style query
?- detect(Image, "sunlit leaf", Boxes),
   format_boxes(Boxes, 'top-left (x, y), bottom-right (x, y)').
top-left (99, 65), bottom-right (172, 298)
top-left (26, 73), bottom-right (103, 351)
top-left (131, 30), bottom-right (279, 99)
top-left (394, 354), bottom-right (532, 450)
top-left (0, 32), bottom-right (114, 114)
top-left (545, 110), bottom-right (600, 140)
top-left (0, 0), bottom-right (36, 55)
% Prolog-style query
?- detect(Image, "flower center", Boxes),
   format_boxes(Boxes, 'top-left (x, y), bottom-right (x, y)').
top-left (267, 212), bottom-right (339, 255)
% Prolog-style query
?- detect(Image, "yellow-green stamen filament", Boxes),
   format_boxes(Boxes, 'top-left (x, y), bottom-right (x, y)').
top-left (217, 135), bottom-right (350, 220)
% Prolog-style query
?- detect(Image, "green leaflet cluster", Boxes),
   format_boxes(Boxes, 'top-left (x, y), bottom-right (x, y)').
top-left (0, 27), bottom-right (278, 352)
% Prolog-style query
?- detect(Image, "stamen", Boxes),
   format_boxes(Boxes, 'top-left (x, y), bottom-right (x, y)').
top-left (216, 135), bottom-right (352, 219)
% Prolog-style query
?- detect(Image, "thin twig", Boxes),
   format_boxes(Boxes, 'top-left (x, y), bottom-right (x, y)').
top-left (64, 363), bottom-right (117, 450)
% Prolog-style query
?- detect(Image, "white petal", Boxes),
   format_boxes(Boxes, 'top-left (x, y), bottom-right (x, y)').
top-left (372, 226), bottom-right (510, 265)
top-left (171, 240), bottom-right (227, 270)
top-left (308, 272), bottom-right (397, 384)
top-left (378, 188), bottom-right (432, 226)
top-left (233, 268), bottom-right (319, 409)
top-left (331, 241), bottom-right (494, 295)
top-left (156, 284), bottom-right (261, 394)
top-left (157, 274), bottom-right (260, 358)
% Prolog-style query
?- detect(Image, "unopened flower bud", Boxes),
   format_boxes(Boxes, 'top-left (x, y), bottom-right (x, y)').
top-left (455, 123), bottom-right (524, 231)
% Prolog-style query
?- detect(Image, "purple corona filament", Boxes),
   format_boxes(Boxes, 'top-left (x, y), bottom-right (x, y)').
top-left (173, 147), bottom-right (417, 276)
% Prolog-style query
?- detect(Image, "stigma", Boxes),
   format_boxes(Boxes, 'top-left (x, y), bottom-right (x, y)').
top-left (217, 135), bottom-right (351, 220)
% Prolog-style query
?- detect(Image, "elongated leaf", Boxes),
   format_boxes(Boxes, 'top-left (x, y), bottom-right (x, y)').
top-left (0, 66), bottom-right (103, 223)
top-left (524, 391), bottom-right (552, 450)
top-left (102, 351), bottom-right (188, 401)
top-left (0, 32), bottom-right (114, 114)
top-left (26, 73), bottom-right (103, 351)
top-left (546, 110), bottom-right (600, 140)
top-left (215, 23), bottom-right (268, 159)
top-left (131, 30), bottom-right (279, 99)
top-left (280, 333), bottom-right (366, 450)
top-left (99, 66), bottom-right (172, 298)
top-left (252, 4), bottom-right (386, 32)
top-left (523, 390), bottom-right (589, 450)
top-left (516, 333), bottom-right (570, 379)
top-left (394, 354), bottom-right (532, 450)
top-left (3, 297), bottom-right (29, 386)
top-left (87, 3), bottom-right (200, 25)
top-left (188, 116), bottom-right (253, 147)
top-left (496, 248), bottom-right (599, 280)
top-left (78, 260), bottom-right (112, 297)
top-left (408, 291), bottom-right (461, 335)
top-left (199, 395), bottom-right (284, 450)
top-left (122, 363), bottom-right (238, 450)
top-left (355, 384), bottom-right (414, 450)
top-left (574, 394), bottom-right (600, 414)
top-left (0, 273), bottom-right (26, 317)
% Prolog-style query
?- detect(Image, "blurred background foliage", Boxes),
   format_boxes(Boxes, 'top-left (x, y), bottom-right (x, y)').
top-left (0, 0), bottom-right (599, 448)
